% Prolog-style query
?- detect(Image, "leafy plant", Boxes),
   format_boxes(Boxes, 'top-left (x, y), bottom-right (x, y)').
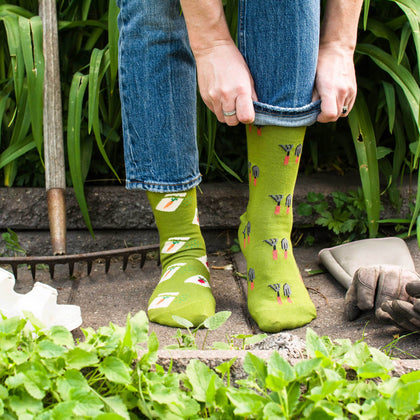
top-left (298, 190), bottom-right (371, 243)
top-left (1, 311), bottom-right (419, 419)
top-left (1, 228), bottom-right (26, 256)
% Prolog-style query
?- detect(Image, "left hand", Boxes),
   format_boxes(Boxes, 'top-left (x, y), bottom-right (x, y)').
top-left (313, 44), bottom-right (357, 123)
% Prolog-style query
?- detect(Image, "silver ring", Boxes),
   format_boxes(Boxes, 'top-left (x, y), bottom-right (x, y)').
top-left (223, 109), bottom-right (236, 117)
top-left (342, 105), bottom-right (348, 115)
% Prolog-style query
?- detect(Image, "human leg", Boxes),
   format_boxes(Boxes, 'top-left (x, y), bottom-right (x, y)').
top-left (237, 0), bottom-right (320, 331)
top-left (117, 0), bottom-right (215, 326)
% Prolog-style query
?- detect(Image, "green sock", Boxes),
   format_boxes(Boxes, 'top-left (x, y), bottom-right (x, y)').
top-left (147, 188), bottom-right (215, 327)
top-left (239, 125), bottom-right (316, 332)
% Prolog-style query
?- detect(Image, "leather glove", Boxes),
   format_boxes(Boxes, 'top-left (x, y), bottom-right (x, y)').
top-left (379, 281), bottom-right (420, 332)
top-left (344, 265), bottom-right (420, 321)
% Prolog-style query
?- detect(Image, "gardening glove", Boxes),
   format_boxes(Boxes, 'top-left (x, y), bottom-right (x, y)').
top-left (319, 237), bottom-right (415, 290)
top-left (379, 280), bottom-right (420, 332)
top-left (344, 265), bottom-right (419, 321)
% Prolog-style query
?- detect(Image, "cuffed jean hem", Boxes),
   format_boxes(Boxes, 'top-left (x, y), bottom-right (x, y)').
top-left (125, 173), bottom-right (202, 193)
top-left (253, 100), bottom-right (321, 127)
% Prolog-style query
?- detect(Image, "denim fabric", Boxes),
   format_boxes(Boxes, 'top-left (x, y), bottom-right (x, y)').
top-left (117, 0), bottom-right (201, 192)
top-left (238, 0), bottom-right (321, 126)
top-left (118, 0), bottom-right (320, 192)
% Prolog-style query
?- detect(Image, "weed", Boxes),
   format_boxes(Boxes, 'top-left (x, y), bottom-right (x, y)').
top-left (1, 228), bottom-right (26, 257)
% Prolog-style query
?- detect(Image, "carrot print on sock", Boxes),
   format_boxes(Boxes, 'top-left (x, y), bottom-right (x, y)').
top-left (248, 161), bottom-right (252, 183)
top-left (247, 221), bottom-right (251, 244)
top-left (279, 144), bottom-right (293, 165)
top-left (264, 238), bottom-right (278, 260)
top-left (248, 267), bottom-right (255, 290)
top-left (286, 194), bottom-right (292, 215)
top-left (295, 144), bottom-right (302, 164)
top-left (281, 238), bottom-right (289, 259)
top-left (252, 165), bottom-right (259, 186)
top-left (283, 283), bottom-right (292, 303)
top-left (269, 194), bottom-right (283, 215)
top-left (269, 284), bottom-right (283, 305)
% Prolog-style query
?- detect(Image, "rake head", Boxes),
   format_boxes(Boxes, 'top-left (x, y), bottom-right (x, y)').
top-left (0, 244), bottom-right (160, 280)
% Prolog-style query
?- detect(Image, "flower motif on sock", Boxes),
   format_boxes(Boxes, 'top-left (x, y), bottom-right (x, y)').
top-left (279, 144), bottom-right (293, 165)
top-left (263, 238), bottom-right (278, 260)
top-left (248, 267), bottom-right (255, 290)
top-left (283, 283), bottom-right (293, 303)
top-left (295, 144), bottom-right (302, 164)
top-left (285, 194), bottom-right (292, 215)
top-left (268, 283), bottom-right (282, 305)
top-left (281, 238), bottom-right (289, 259)
top-left (185, 275), bottom-right (211, 288)
top-left (155, 193), bottom-right (187, 212)
top-left (161, 237), bottom-right (190, 254)
top-left (269, 194), bottom-right (283, 215)
top-left (196, 255), bottom-right (210, 272)
top-left (159, 263), bottom-right (186, 283)
top-left (148, 292), bottom-right (179, 310)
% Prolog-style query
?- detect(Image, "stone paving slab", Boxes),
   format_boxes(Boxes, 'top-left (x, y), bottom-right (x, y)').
top-left (9, 236), bottom-right (420, 359)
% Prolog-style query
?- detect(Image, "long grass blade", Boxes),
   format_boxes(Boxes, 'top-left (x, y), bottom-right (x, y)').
top-left (88, 48), bottom-right (120, 181)
top-left (19, 15), bottom-right (44, 159)
top-left (67, 72), bottom-right (94, 236)
top-left (348, 93), bottom-right (381, 238)
top-left (108, 0), bottom-right (119, 93)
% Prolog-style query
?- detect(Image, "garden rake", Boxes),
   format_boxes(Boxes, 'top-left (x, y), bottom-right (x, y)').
top-left (0, 0), bottom-right (158, 280)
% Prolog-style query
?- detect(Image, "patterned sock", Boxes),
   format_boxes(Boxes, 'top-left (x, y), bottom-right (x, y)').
top-left (239, 125), bottom-right (316, 332)
top-left (147, 188), bottom-right (215, 327)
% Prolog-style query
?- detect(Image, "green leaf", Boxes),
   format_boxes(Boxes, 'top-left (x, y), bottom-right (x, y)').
top-left (99, 356), bottom-right (132, 385)
top-left (171, 315), bottom-right (194, 329)
top-left (227, 388), bottom-right (267, 417)
top-left (56, 370), bottom-right (91, 400)
top-left (297, 202), bottom-right (313, 216)
top-left (243, 352), bottom-right (267, 387)
top-left (306, 328), bottom-right (329, 358)
top-left (65, 347), bottom-right (99, 370)
top-left (294, 358), bottom-right (322, 379)
top-left (37, 339), bottom-right (66, 359)
top-left (203, 311), bottom-right (231, 330)
top-left (389, 381), bottom-right (420, 415)
top-left (267, 351), bottom-right (295, 383)
top-left (67, 72), bottom-right (94, 236)
top-left (185, 359), bottom-right (223, 402)
top-left (49, 325), bottom-right (75, 348)
top-left (376, 146), bottom-right (393, 160)
top-left (263, 402), bottom-right (286, 419)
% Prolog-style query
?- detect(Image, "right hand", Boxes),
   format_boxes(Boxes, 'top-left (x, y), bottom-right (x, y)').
top-left (194, 42), bottom-right (257, 126)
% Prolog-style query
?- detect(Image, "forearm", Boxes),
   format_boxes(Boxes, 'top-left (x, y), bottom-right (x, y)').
top-left (179, 0), bottom-right (233, 55)
top-left (320, 0), bottom-right (364, 51)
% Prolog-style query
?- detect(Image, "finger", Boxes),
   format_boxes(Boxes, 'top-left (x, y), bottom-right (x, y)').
top-left (236, 93), bottom-right (255, 125)
top-left (311, 88), bottom-right (320, 102)
top-left (355, 267), bottom-right (379, 311)
top-left (317, 93), bottom-right (340, 123)
top-left (406, 280), bottom-right (420, 298)
top-left (381, 300), bottom-right (420, 331)
top-left (391, 300), bottom-right (420, 331)
top-left (222, 104), bottom-right (240, 126)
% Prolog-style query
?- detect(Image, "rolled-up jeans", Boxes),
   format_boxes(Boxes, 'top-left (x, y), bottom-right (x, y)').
top-left (117, 0), bottom-right (320, 192)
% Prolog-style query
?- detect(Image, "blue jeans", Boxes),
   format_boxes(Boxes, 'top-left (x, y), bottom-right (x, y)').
top-left (118, 0), bottom-right (320, 192)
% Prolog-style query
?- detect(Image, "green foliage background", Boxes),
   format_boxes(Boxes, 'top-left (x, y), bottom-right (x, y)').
top-left (0, 0), bottom-right (419, 238)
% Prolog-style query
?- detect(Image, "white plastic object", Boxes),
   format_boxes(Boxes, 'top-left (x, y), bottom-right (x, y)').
top-left (0, 267), bottom-right (82, 331)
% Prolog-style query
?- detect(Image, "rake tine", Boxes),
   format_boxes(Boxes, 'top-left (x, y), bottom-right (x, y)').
top-left (140, 252), bottom-right (146, 269)
top-left (122, 255), bottom-right (129, 271)
top-left (48, 264), bottom-right (55, 279)
top-left (87, 260), bottom-right (93, 276)
top-left (69, 262), bottom-right (74, 277)
top-left (30, 264), bottom-right (36, 280)
top-left (105, 257), bottom-right (111, 274)
top-left (11, 263), bottom-right (18, 281)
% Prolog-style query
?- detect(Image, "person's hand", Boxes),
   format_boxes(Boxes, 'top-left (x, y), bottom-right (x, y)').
top-left (379, 280), bottom-right (420, 332)
top-left (344, 265), bottom-right (419, 321)
top-left (194, 42), bottom-right (257, 126)
top-left (313, 44), bottom-right (357, 123)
